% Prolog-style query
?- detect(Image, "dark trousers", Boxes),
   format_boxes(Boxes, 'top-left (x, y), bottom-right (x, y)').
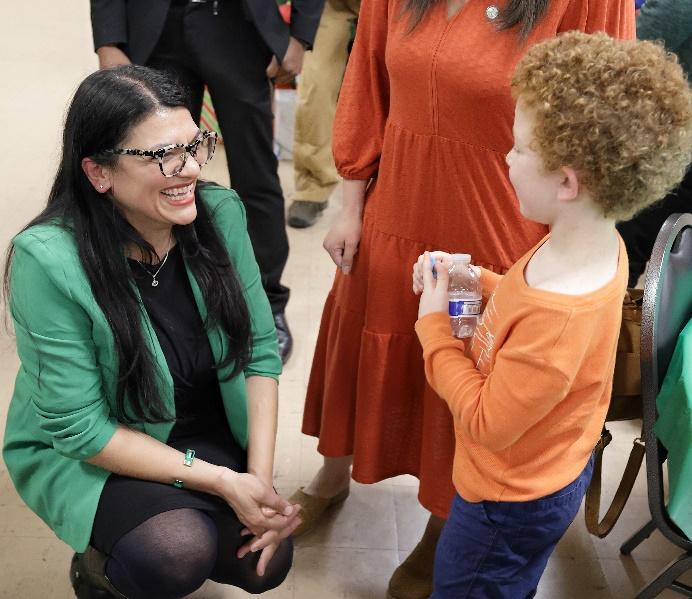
top-left (432, 455), bottom-right (594, 599)
top-left (617, 167), bottom-right (692, 287)
top-left (147, 0), bottom-right (290, 312)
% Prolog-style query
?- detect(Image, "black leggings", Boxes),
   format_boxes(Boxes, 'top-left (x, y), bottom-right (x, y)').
top-left (90, 425), bottom-right (292, 599)
top-left (95, 507), bottom-right (292, 599)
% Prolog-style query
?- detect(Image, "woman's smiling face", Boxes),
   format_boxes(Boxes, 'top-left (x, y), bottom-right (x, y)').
top-left (107, 106), bottom-right (203, 241)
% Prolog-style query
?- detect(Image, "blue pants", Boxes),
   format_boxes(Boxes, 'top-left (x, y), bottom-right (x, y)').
top-left (432, 455), bottom-right (594, 599)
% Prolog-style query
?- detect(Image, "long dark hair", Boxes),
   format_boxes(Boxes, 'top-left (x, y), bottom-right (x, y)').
top-left (4, 66), bottom-right (252, 424)
top-left (403, 0), bottom-right (550, 37)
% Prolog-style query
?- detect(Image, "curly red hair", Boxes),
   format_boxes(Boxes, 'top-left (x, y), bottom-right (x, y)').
top-left (512, 31), bottom-right (692, 220)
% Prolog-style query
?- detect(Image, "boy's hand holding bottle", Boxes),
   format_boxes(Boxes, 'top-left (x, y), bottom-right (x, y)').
top-left (415, 251), bottom-right (453, 319)
top-left (413, 251), bottom-right (482, 337)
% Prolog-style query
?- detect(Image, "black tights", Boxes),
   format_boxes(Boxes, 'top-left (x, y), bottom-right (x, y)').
top-left (100, 508), bottom-right (292, 599)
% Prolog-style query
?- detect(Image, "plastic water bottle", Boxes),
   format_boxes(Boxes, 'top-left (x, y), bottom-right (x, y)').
top-left (447, 254), bottom-right (481, 339)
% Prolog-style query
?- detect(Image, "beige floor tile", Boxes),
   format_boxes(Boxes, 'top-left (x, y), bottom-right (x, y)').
top-left (0, 503), bottom-right (55, 538)
top-left (0, 469), bottom-right (18, 505)
top-left (551, 506), bottom-right (597, 560)
top-left (591, 493), bottom-right (683, 563)
top-left (273, 425), bottom-right (303, 483)
top-left (0, 535), bottom-right (74, 599)
top-left (389, 474), bottom-right (421, 487)
top-left (600, 556), bottom-right (692, 599)
top-left (277, 379), bottom-right (307, 423)
top-left (392, 485), bottom-right (429, 552)
top-left (536, 557), bottom-right (611, 598)
top-left (295, 481), bottom-right (397, 551)
top-left (298, 433), bottom-right (326, 483)
top-left (293, 545), bottom-right (400, 599)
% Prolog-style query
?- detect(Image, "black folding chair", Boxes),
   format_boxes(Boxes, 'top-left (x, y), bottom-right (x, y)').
top-left (620, 213), bottom-right (692, 598)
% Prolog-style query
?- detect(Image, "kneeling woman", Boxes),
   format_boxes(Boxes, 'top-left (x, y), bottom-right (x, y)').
top-left (2, 66), bottom-right (299, 599)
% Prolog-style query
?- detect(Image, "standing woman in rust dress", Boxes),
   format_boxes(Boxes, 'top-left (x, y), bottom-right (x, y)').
top-left (290, 1), bottom-right (634, 597)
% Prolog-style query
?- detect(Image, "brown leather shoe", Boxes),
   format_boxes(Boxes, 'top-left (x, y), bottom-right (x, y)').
top-left (386, 532), bottom-right (438, 599)
top-left (288, 486), bottom-right (350, 537)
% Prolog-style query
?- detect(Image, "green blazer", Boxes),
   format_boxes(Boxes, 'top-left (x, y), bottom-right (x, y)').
top-left (2, 185), bottom-right (281, 552)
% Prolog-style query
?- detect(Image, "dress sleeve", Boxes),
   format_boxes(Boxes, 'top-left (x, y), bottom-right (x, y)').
top-left (637, 0), bottom-right (692, 52)
top-left (9, 239), bottom-right (118, 460)
top-left (558, 0), bottom-right (636, 39)
top-left (415, 311), bottom-right (580, 452)
top-left (332, 0), bottom-right (390, 180)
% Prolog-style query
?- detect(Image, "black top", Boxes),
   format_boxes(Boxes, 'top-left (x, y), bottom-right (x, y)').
top-left (128, 244), bottom-right (227, 442)
top-left (92, 244), bottom-right (245, 552)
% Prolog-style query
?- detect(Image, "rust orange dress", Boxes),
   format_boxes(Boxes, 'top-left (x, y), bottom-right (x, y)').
top-left (302, 0), bottom-right (634, 518)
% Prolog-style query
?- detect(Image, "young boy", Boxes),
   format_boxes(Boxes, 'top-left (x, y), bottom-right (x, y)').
top-left (412, 31), bottom-right (692, 598)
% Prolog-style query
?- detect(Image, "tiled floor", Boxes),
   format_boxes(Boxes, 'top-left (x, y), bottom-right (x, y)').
top-left (1, 3), bottom-right (691, 598)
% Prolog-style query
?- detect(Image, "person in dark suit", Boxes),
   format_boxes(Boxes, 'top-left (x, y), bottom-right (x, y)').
top-left (90, 0), bottom-right (325, 362)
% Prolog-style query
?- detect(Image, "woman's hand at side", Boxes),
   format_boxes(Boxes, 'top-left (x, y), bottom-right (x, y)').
top-left (324, 179), bottom-right (367, 274)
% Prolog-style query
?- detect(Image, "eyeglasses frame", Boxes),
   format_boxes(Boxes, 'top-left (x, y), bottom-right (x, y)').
top-left (99, 130), bottom-right (218, 178)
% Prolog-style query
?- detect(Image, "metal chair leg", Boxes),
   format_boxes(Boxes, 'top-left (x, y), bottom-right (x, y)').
top-left (621, 519), bottom-right (657, 555)
top-left (634, 552), bottom-right (692, 598)
top-left (670, 581), bottom-right (692, 596)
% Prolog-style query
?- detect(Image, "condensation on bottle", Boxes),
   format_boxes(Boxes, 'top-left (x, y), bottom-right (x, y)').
top-left (447, 254), bottom-right (481, 339)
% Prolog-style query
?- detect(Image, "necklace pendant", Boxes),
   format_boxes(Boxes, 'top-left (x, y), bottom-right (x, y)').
top-left (151, 279), bottom-right (159, 287)
top-left (486, 5), bottom-right (499, 20)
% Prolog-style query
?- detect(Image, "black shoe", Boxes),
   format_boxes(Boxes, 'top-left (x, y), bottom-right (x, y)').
top-left (70, 549), bottom-right (126, 599)
top-left (287, 200), bottom-right (327, 228)
top-left (273, 312), bottom-right (293, 364)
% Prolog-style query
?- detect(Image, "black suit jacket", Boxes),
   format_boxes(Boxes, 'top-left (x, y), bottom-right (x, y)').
top-left (90, 0), bottom-right (323, 65)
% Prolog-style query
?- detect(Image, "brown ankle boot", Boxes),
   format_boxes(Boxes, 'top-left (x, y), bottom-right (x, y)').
top-left (387, 515), bottom-right (444, 599)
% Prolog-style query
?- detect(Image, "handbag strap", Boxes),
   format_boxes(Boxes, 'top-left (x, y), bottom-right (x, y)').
top-left (584, 426), bottom-right (646, 538)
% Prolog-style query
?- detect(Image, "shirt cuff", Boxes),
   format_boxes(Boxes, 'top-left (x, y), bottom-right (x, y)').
top-left (415, 312), bottom-right (454, 348)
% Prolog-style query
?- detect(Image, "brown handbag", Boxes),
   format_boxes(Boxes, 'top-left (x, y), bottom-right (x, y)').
top-left (585, 289), bottom-right (646, 538)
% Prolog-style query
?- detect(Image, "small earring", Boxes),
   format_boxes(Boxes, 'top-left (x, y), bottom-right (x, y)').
top-left (99, 185), bottom-right (104, 190)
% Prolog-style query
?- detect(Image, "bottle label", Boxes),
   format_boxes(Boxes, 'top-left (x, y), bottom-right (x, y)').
top-left (449, 299), bottom-right (481, 317)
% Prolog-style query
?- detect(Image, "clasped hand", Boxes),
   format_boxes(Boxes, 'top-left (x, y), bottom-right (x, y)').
top-left (266, 37), bottom-right (305, 84)
top-left (218, 470), bottom-right (301, 575)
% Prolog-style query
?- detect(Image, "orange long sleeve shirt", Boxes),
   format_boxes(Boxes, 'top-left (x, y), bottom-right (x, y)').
top-left (415, 235), bottom-right (628, 502)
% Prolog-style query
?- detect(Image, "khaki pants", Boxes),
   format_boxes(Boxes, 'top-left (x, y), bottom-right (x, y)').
top-left (292, 0), bottom-right (360, 202)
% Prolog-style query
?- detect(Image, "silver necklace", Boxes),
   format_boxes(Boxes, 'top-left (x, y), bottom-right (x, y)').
top-left (137, 231), bottom-right (172, 287)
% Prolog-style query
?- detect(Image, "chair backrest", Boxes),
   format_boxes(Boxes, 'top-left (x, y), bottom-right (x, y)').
top-left (641, 212), bottom-right (692, 550)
